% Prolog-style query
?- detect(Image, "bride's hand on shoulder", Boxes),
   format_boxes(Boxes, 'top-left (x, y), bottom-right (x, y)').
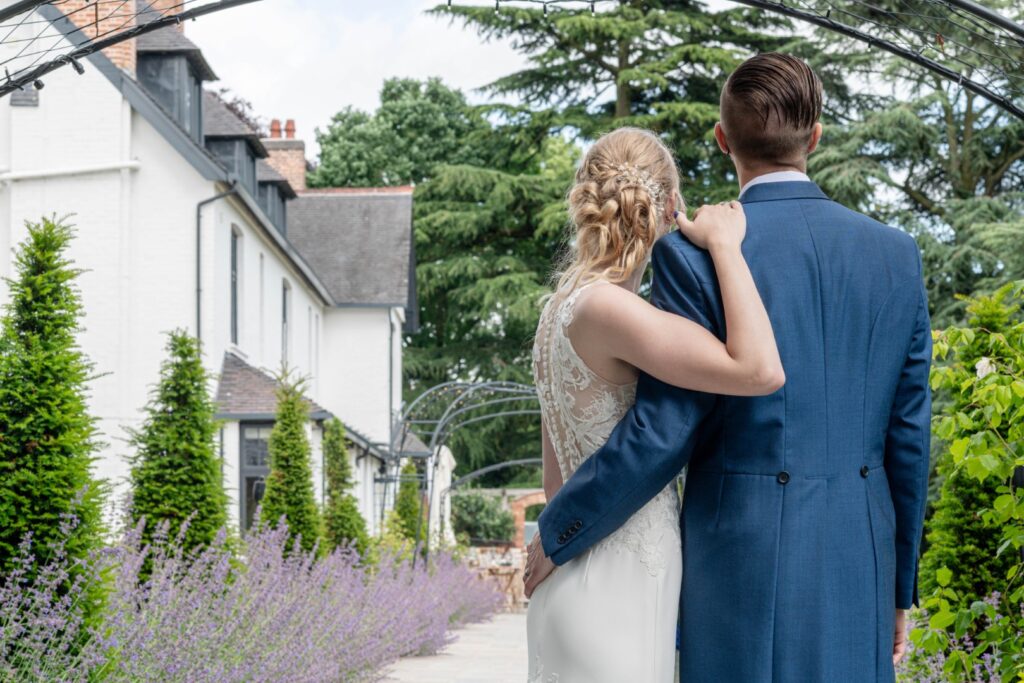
top-left (675, 201), bottom-right (745, 251)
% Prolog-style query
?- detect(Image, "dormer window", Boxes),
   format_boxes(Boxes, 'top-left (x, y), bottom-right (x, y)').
top-left (136, 27), bottom-right (216, 144)
top-left (204, 91), bottom-right (268, 198)
top-left (257, 161), bottom-right (296, 234)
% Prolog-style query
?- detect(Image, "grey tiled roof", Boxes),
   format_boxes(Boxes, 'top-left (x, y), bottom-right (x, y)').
top-left (215, 352), bottom-right (330, 419)
top-left (203, 91), bottom-right (267, 157)
top-left (135, 2), bottom-right (216, 80)
top-left (288, 190), bottom-right (417, 322)
top-left (257, 160), bottom-right (297, 199)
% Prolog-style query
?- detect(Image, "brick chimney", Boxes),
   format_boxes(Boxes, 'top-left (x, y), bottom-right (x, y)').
top-left (263, 118), bottom-right (307, 191)
top-left (60, 1), bottom-right (137, 74)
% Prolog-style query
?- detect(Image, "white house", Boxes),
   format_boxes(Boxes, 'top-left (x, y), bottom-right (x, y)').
top-left (0, 0), bottom-right (419, 536)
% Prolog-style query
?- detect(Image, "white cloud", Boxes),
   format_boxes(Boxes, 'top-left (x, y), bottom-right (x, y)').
top-left (186, 0), bottom-right (528, 156)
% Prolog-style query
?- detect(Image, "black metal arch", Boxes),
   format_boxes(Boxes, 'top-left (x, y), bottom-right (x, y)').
top-left (727, 0), bottom-right (1024, 121)
top-left (387, 380), bottom-right (541, 559)
top-left (473, 0), bottom-right (1024, 122)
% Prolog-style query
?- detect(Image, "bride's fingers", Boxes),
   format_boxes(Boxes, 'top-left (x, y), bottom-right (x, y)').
top-left (674, 211), bottom-right (695, 232)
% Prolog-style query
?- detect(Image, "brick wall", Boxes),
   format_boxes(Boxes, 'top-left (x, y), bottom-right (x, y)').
top-left (60, 0), bottom-right (137, 75)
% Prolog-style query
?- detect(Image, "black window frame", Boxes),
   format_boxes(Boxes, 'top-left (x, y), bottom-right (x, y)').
top-left (239, 422), bottom-right (274, 532)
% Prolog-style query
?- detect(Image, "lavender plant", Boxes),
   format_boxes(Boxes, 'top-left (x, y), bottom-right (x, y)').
top-left (0, 510), bottom-right (503, 681)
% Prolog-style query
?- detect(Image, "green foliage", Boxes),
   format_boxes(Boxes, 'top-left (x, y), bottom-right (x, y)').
top-left (432, 0), bottom-right (794, 204)
top-left (451, 492), bottom-right (514, 544)
top-left (129, 330), bottom-right (227, 555)
top-left (919, 471), bottom-right (1014, 606)
top-left (0, 216), bottom-right (104, 580)
top-left (910, 282), bottom-right (1024, 679)
top-left (321, 419), bottom-right (369, 555)
top-left (804, 2), bottom-right (1024, 326)
top-left (260, 369), bottom-right (321, 553)
top-left (308, 78), bottom-right (490, 188)
top-left (394, 460), bottom-right (423, 543)
top-left (920, 289), bottom-right (1019, 605)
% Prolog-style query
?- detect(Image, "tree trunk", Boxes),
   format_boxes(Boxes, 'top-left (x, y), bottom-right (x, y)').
top-left (615, 40), bottom-right (631, 118)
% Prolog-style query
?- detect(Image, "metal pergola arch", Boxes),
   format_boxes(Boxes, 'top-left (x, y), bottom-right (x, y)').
top-left (453, 0), bottom-right (1024, 122)
top-left (0, 0), bottom-right (263, 98)
top-left (726, 0), bottom-right (1024, 121)
top-left (384, 381), bottom-right (542, 561)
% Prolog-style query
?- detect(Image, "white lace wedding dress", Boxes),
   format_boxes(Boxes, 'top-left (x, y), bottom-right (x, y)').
top-left (527, 281), bottom-right (683, 683)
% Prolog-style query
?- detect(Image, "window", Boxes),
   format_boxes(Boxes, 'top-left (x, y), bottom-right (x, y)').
top-left (240, 423), bottom-right (273, 531)
top-left (281, 280), bottom-right (291, 364)
top-left (137, 55), bottom-right (203, 143)
top-left (258, 183), bottom-right (287, 234)
top-left (230, 228), bottom-right (241, 345)
top-left (206, 139), bottom-right (257, 196)
top-left (258, 253), bottom-right (265, 356)
top-left (314, 313), bottom-right (320, 389)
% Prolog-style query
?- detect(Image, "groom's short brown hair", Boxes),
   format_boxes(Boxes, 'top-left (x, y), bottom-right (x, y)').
top-left (720, 53), bottom-right (822, 166)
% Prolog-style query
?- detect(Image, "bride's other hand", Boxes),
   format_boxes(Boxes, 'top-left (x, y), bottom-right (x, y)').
top-left (524, 535), bottom-right (556, 599)
top-left (675, 201), bottom-right (745, 251)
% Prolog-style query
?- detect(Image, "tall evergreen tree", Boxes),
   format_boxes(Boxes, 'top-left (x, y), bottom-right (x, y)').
top-left (433, 0), bottom-right (798, 203)
top-left (312, 78), bottom-right (572, 483)
top-left (0, 217), bottom-right (103, 576)
top-left (129, 330), bottom-right (226, 554)
top-left (322, 418), bottom-right (369, 555)
top-left (394, 460), bottom-right (423, 543)
top-left (261, 370), bottom-right (320, 553)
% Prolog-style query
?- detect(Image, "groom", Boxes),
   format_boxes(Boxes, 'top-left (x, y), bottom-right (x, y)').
top-left (526, 53), bottom-right (931, 682)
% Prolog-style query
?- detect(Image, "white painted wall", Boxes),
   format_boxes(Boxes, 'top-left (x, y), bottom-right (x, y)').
top-left (321, 307), bottom-right (395, 444)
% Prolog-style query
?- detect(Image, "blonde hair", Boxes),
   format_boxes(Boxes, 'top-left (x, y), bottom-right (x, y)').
top-left (558, 127), bottom-right (680, 290)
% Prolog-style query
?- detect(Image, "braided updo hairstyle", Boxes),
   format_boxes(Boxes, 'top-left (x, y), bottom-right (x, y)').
top-left (559, 127), bottom-right (680, 290)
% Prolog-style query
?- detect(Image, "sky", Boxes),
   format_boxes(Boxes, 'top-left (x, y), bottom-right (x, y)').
top-left (187, 0), bottom-right (531, 157)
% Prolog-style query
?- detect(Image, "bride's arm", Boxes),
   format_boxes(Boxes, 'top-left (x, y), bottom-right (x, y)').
top-left (573, 203), bottom-right (784, 397)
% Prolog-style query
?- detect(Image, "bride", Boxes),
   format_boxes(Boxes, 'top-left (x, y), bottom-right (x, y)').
top-left (527, 127), bottom-right (784, 683)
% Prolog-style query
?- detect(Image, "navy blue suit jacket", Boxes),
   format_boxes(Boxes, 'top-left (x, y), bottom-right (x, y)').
top-left (537, 181), bottom-right (932, 682)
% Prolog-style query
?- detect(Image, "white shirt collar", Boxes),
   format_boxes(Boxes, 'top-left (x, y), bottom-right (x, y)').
top-left (739, 170), bottom-right (811, 198)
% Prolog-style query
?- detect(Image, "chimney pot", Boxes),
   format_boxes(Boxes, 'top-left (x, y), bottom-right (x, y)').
top-left (270, 119), bottom-right (282, 139)
top-left (285, 119), bottom-right (296, 140)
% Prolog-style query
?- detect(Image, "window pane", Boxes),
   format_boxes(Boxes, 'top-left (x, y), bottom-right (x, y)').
top-left (138, 56), bottom-right (181, 121)
top-left (242, 428), bottom-right (270, 467)
top-left (243, 476), bottom-right (266, 531)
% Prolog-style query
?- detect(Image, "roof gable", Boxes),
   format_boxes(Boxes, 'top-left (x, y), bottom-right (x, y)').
top-left (215, 352), bottom-right (330, 419)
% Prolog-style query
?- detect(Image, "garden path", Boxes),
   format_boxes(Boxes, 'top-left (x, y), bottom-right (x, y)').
top-left (385, 611), bottom-right (528, 683)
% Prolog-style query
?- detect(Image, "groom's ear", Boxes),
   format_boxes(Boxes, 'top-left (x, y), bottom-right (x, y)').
top-left (714, 122), bottom-right (731, 156)
top-left (807, 122), bottom-right (823, 155)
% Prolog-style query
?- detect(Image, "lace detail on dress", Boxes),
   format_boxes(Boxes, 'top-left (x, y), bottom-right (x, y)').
top-left (532, 281), bottom-right (680, 578)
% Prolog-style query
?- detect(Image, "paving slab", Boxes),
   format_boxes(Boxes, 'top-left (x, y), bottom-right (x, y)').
top-left (384, 611), bottom-right (528, 683)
